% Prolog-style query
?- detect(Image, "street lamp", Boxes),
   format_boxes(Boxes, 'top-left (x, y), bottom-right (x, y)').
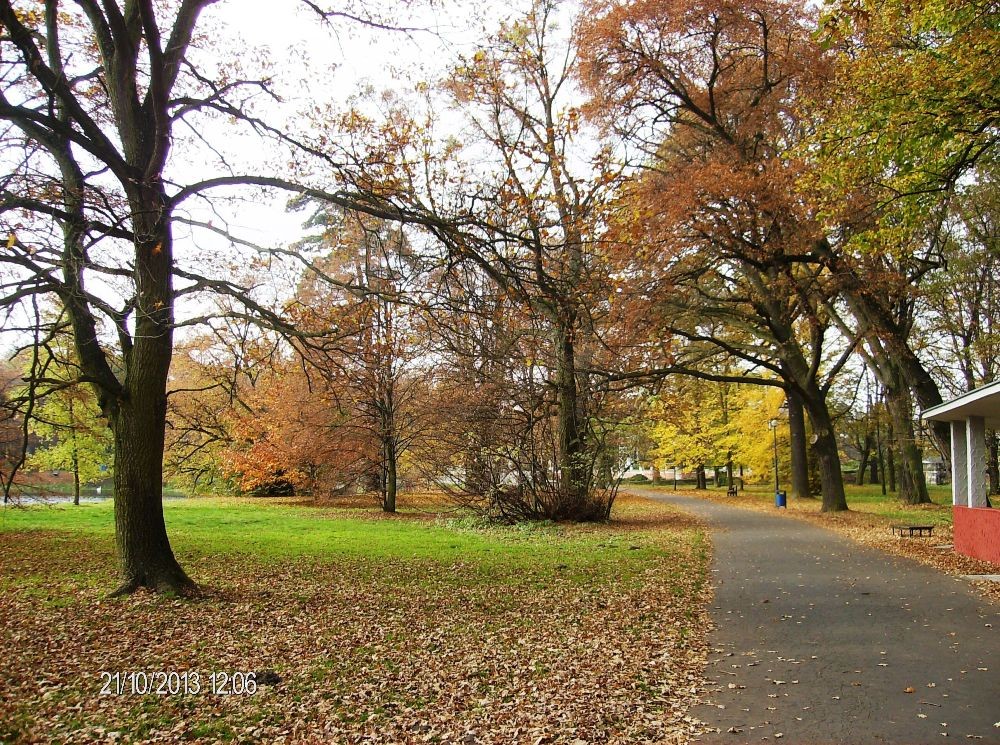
top-left (769, 418), bottom-right (780, 494)
top-left (769, 415), bottom-right (788, 508)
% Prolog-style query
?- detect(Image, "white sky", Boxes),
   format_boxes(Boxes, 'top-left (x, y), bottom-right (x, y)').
top-left (0, 0), bottom-right (569, 355)
top-left (165, 0), bottom-right (536, 317)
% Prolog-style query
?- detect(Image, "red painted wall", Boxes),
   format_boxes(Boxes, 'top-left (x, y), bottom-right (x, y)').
top-left (953, 506), bottom-right (1000, 566)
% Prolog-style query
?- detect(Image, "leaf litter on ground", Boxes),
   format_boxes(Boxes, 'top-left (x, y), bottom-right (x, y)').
top-left (0, 494), bottom-right (714, 744)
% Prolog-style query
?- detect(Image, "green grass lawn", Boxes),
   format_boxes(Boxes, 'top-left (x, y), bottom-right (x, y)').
top-left (0, 495), bottom-right (711, 744)
top-left (0, 496), bottom-right (681, 587)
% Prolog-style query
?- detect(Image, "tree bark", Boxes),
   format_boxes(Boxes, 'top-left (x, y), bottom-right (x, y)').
top-left (106, 210), bottom-right (194, 596)
top-left (987, 430), bottom-right (999, 496)
top-left (110, 395), bottom-right (193, 596)
top-left (801, 395), bottom-right (848, 511)
top-left (886, 440), bottom-right (897, 493)
top-left (885, 381), bottom-right (930, 504)
top-left (695, 464), bottom-right (707, 490)
top-left (383, 441), bottom-right (397, 513)
top-left (787, 390), bottom-right (812, 498)
top-left (856, 433), bottom-right (872, 487)
top-left (71, 437), bottom-right (80, 506)
top-left (555, 319), bottom-right (588, 514)
top-left (70, 395), bottom-right (80, 506)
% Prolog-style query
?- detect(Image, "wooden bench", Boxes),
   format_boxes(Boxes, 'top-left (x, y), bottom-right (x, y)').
top-left (891, 525), bottom-right (934, 537)
top-left (726, 484), bottom-right (738, 497)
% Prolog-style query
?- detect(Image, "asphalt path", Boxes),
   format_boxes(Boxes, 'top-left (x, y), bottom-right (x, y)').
top-left (629, 488), bottom-right (1000, 744)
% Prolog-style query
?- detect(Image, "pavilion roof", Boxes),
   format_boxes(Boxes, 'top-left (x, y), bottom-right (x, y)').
top-left (922, 380), bottom-right (1000, 428)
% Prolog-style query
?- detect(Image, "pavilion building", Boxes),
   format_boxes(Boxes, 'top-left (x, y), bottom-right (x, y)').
top-left (923, 381), bottom-right (1000, 565)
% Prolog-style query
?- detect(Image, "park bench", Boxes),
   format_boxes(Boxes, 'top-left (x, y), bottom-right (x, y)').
top-left (726, 484), bottom-right (738, 497)
top-left (891, 525), bottom-right (934, 537)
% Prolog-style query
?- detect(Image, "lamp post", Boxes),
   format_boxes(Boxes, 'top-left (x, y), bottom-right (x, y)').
top-left (769, 418), bottom-right (780, 494)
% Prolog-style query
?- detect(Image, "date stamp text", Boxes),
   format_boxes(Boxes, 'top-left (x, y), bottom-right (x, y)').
top-left (98, 671), bottom-right (258, 696)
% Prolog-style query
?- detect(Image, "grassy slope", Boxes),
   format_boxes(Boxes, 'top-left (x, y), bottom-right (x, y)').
top-left (0, 495), bottom-right (711, 744)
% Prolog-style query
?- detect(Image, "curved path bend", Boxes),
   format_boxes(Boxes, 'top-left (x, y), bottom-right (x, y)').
top-left (631, 488), bottom-right (1000, 744)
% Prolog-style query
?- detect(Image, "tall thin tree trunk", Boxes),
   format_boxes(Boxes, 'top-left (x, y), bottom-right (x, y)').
top-left (555, 320), bottom-right (587, 513)
top-left (383, 441), bottom-right (397, 513)
top-left (69, 396), bottom-right (80, 506)
top-left (857, 434), bottom-right (873, 486)
top-left (71, 435), bottom-right (80, 506)
top-left (987, 430), bottom-right (999, 496)
top-left (884, 408), bottom-right (897, 493)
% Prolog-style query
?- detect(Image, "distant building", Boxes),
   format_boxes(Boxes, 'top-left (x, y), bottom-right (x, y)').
top-left (923, 456), bottom-right (948, 486)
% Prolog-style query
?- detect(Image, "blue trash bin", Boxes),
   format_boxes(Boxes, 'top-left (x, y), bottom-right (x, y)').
top-left (775, 490), bottom-right (787, 508)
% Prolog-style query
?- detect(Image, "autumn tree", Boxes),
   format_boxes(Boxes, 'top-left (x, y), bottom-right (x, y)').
top-left (797, 0), bottom-right (1000, 503)
top-left (285, 207), bottom-right (431, 511)
top-left (223, 359), bottom-right (359, 496)
top-left (816, 0), bottom-right (999, 216)
top-left (417, 265), bottom-right (613, 520)
top-left (924, 177), bottom-right (1000, 493)
top-left (647, 383), bottom-right (728, 491)
top-left (164, 312), bottom-right (281, 494)
top-left (0, 0), bottom-right (431, 593)
top-left (580, 0), bottom-right (852, 510)
top-left (346, 0), bottom-right (628, 520)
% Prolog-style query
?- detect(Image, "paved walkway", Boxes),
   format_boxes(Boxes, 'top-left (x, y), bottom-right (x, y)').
top-left (630, 489), bottom-right (1000, 744)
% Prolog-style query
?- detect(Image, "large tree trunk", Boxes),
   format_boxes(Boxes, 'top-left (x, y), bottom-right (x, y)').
top-left (884, 410), bottom-right (897, 493)
top-left (110, 399), bottom-right (193, 596)
top-left (885, 380), bottom-right (931, 504)
top-left (801, 394), bottom-right (848, 512)
top-left (787, 390), bottom-right (812, 498)
top-left (895, 345), bottom-right (949, 463)
top-left (106, 211), bottom-right (194, 596)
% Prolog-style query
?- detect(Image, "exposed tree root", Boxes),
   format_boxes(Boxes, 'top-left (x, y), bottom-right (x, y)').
top-left (108, 571), bottom-right (200, 598)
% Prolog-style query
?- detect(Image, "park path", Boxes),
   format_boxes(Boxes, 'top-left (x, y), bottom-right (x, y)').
top-left (628, 488), bottom-right (1000, 744)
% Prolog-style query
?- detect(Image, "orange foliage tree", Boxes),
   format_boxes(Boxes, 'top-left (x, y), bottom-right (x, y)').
top-left (579, 0), bottom-right (853, 511)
